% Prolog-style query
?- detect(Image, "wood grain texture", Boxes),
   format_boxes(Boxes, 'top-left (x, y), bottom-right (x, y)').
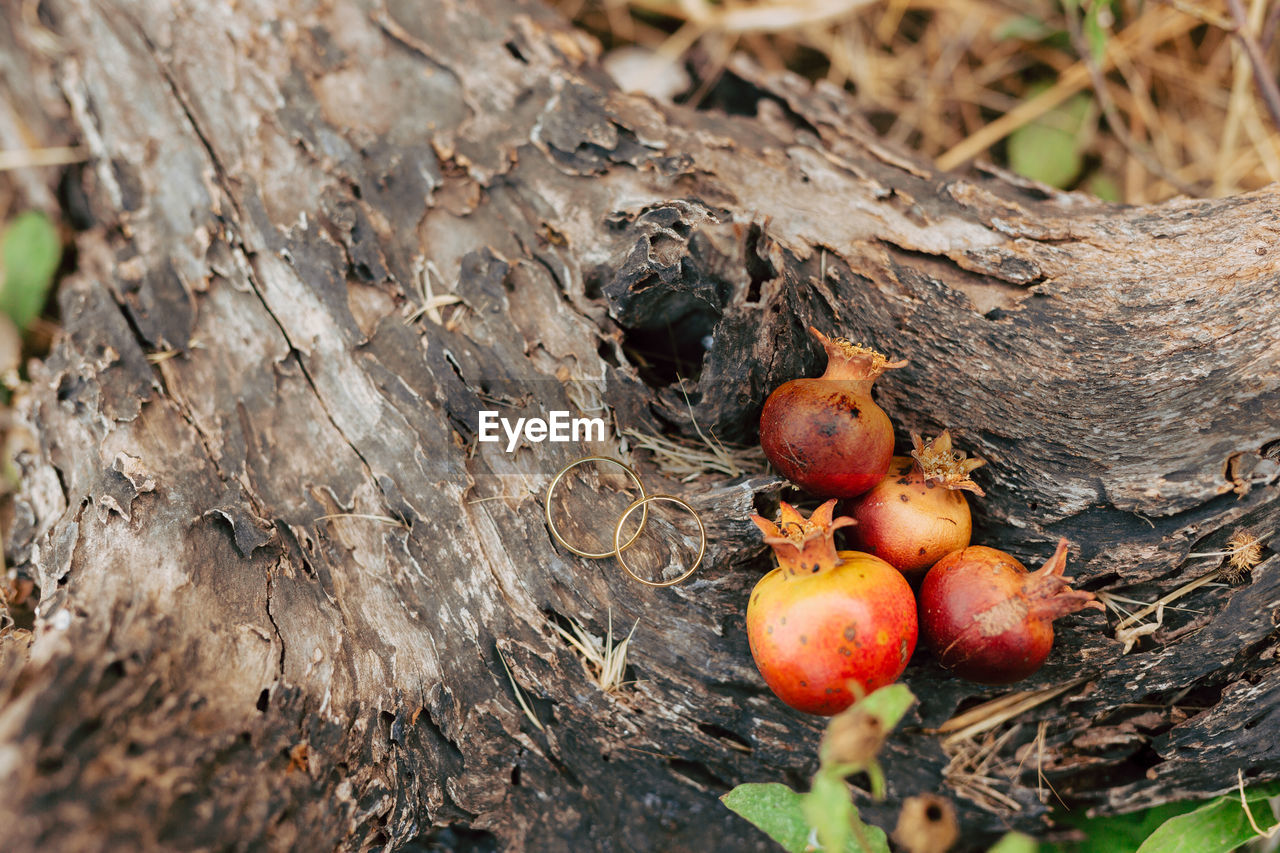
top-left (0, 0), bottom-right (1277, 849)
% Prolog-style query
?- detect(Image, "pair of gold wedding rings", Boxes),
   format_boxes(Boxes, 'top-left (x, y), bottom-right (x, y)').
top-left (544, 456), bottom-right (706, 587)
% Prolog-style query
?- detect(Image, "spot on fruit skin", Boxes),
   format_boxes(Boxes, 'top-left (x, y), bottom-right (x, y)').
top-left (843, 625), bottom-right (857, 642)
top-left (899, 494), bottom-right (910, 502)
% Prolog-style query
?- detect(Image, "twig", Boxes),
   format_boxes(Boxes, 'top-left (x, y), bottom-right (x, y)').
top-left (0, 146), bottom-right (87, 171)
top-left (935, 680), bottom-right (1084, 746)
top-left (498, 649), bottom-right (545, 731)
top-left (1261, 1), bottom-right (1280, 52)
top-left (1238, 768), bottom-right (1280, 838)
top-left (404, 257), bottom-right (463, 326)
top-left (1113, 568), bottom-right (1222, 631)
top-left (549, 610), bottom-right (639, 693)
top-left (937, 6), bottom-right (1197, 170)
top-left (313, 512), bottom-right (408, 527)
top-left (1225, 0), bottom-right (1280, 131)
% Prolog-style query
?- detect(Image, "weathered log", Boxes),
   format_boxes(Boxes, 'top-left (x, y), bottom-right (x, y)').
top-left (1, 0), bottom-right (1278, 849)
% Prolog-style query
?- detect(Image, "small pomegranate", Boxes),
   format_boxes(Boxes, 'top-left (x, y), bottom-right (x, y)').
top-left (847, 431), bottom-right (985, 579)
top-left (747, 500), bottom-right (918, 715)
top-left (759, 327), bottom-right (905, 498)
top-left (919, 539), bottom-right (1102, 684)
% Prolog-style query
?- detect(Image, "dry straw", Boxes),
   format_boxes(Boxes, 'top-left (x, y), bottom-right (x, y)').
top-left (558, 0), bottom-right (1280, 202)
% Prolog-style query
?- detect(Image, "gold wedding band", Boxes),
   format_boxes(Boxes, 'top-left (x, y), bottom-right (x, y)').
top-left (612, 494), bottom-right (705, 588)
top-left (545, 456), bottom-right (648, 559)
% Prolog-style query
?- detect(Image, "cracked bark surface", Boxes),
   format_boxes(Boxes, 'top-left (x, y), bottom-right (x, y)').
top-left (1, 0), bottom-right (1279, 849)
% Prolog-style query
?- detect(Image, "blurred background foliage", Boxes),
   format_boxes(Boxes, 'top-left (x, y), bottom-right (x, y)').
top-left (556, 0), bottom-right (1280, 202)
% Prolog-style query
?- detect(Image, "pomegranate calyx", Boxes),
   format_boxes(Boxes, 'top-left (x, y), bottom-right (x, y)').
top-left (751, 499), bottom-right (854, 576)
top-left (910, 431), bottom-right (986, 496)
top-left (1025, 539), bottom-right (1105, 618)
top-left (809, 326), bottom-right (907, 384)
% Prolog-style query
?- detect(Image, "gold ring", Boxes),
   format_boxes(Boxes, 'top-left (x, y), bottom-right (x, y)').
top-left (545, 456), bottom-right (648, 559)
top-left (612, 494), bottom-right (705, 587)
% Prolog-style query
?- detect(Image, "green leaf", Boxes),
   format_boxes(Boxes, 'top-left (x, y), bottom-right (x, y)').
top-left (1055, 801), bottom-right (1204, 853)
top-left (0, 211), bottom-right (61, 331)
top-left (1083, 1), bottom-right (1111, 62)
top-left (994, 15), bottom-right (1053, 42)
top-left (990, 832), bottom-right (1039, 853)
top-left (856, 684), bottom-right (915, 732)
top-left (1007, 91), bottom-right (1094, 189)
top-left (1133, 783), bottom-right (1280, 853)
top-left (722, 783), bottom-right (813, 853)
top-left (801, 769), bottom-right (891, 853)
top-left (1084, 173), bottom-right (1122, 203)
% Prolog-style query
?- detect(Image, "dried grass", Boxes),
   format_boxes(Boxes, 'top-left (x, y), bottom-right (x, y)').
top-left (550, 610), bottom-right (640, 693)
top-left (557, 0), bottom-right (1280, 202)
top-left (1097, 528), bottom-right (1267, 653)
top-left (931, 679), bottom-right (1085, 812)
top-left (624, 426), bottom-right (765, 480)
top-left (625, 378), bottom-right (766, 481)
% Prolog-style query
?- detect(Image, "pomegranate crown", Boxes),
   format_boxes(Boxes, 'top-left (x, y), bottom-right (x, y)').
top-left (1028, 538), bottom-right (1105, 616)
top-left (809, 326), bottom-right (907, 383)
top-left (751, 499), bottom-right (854, 576)
top-left (910, 430), bottom-right (987, 496)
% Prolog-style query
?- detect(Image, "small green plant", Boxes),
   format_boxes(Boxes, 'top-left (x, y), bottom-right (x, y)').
top-left (722, 685), bottom-right (1035, 852)
top-left (1006, 88), bottom-right (1095, 190)
top-left (721, 684), bottom-right (913, 853)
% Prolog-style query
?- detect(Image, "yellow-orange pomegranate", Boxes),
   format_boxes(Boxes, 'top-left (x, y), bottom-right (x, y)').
top-left (847, 431), bottom-right (985, 579)
top-left (746, 500), bottom-right (917, 715)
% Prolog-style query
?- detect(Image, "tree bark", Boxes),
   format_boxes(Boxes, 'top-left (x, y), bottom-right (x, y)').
top-left (1, 0), bottom-right (1278, 849)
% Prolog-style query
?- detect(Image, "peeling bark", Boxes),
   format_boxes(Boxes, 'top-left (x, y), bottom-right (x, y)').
top-left (1, 0), bottom-right (1278, 849)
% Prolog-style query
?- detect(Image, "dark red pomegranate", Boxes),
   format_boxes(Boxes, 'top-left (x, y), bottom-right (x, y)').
top-left (759, 327), bottom-right (905, 498)
top-left (918, 539), bottom-right (1101, 684)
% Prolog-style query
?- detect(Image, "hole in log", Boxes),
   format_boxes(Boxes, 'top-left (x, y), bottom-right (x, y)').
top-left (697, 722), bottom-right (753, 753)
top-left (412, 825), bottom-right (499, 852)
top-left (596, 338), bottom-right (619, 368)
top-left (619, 314), bottom-right (715, 388)
top-left (503, 40), bottom-right (527, 63)
top-left (706, 680), bottom-right (770, 702)
top-left (744, 222), bottom-right (775, 305)
top-left (257, 689), bottom-right (270, 712)
top-left (668, 757), bottom-right (729, 791)
top-left (686, 66), bottom-right (823, 138)
top-left (100, 659), bottom-right (125, 689)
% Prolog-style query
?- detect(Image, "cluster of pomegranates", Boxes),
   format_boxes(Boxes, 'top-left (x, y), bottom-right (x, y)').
top-left (747, 328), bottom-right (1101, 715)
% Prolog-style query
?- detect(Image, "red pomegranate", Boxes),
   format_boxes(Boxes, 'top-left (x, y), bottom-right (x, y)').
top-left (919, 539), bottom-right (1102, 684)
top-left (759, 327), bottom-right (905, 498)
